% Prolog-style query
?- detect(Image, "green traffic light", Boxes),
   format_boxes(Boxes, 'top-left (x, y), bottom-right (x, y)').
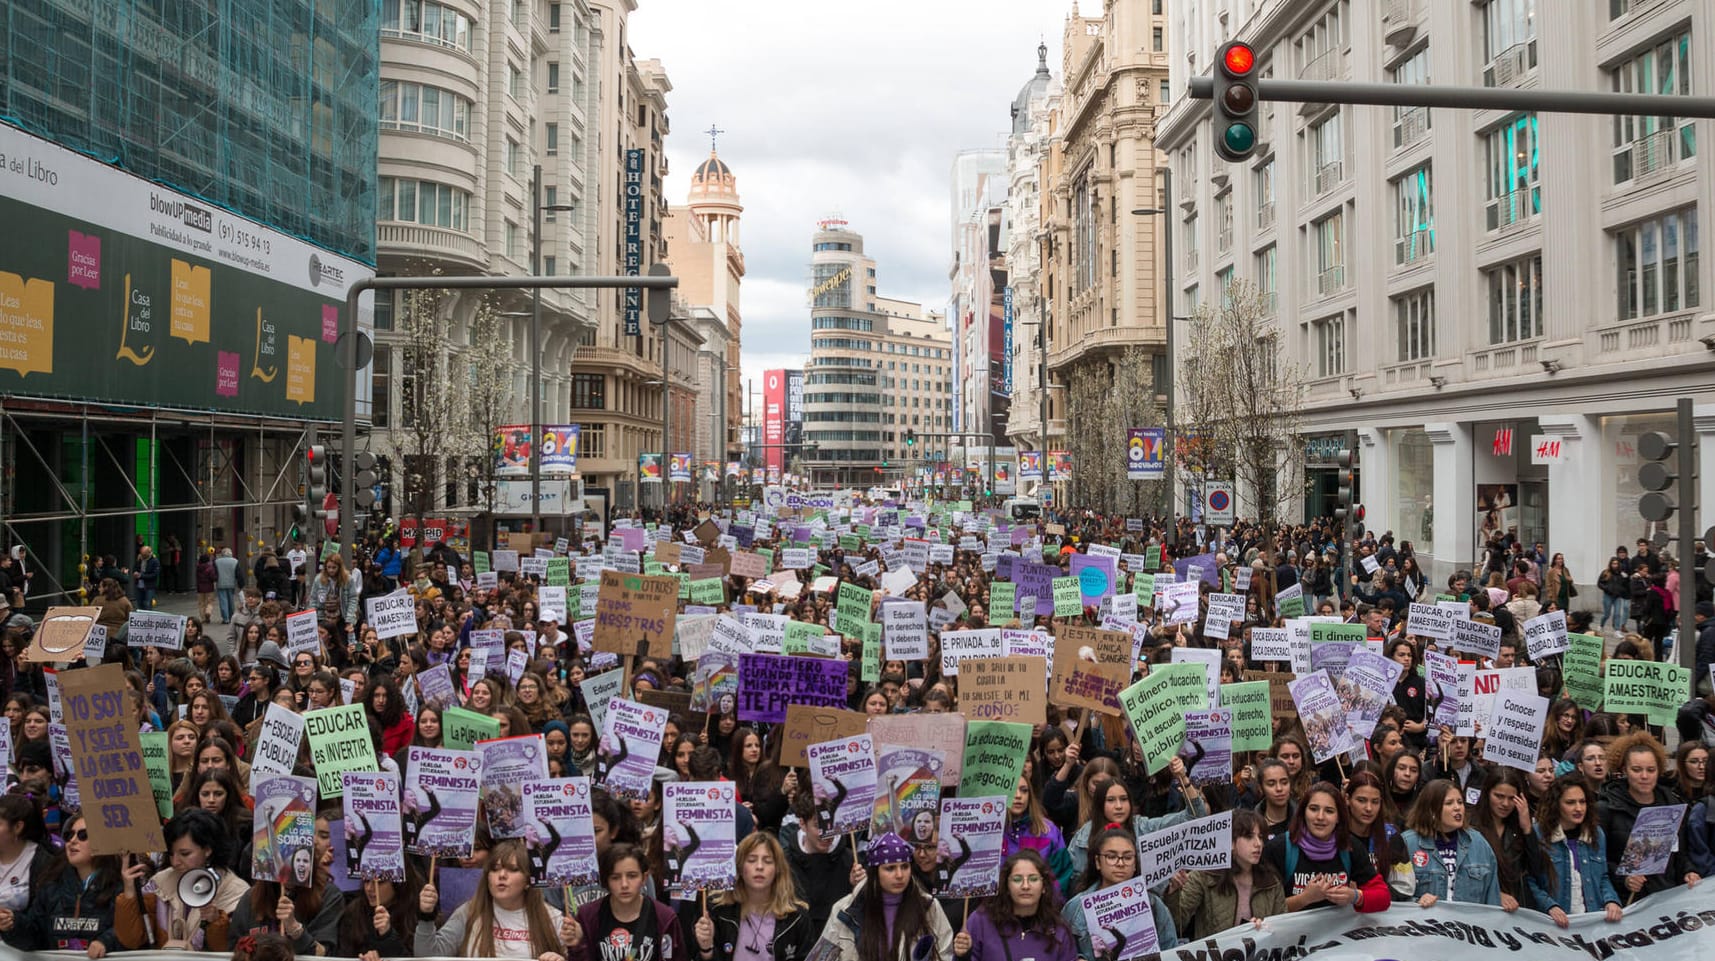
top-left (1223, 122), bottom-right (1256, 154)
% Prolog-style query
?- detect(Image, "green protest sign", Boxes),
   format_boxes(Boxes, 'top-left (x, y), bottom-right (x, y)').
top-left (862, 623), bottom-right (882, 684)
top-left (303, 703), bottom-right (377, 799)
top-left (839, 533), bottom-right (861, 552)
top-left (138, 730), bottom-right (174, 820)
top-left (1435, 593), bottom-right (1459, 602)
top-left (838, 580), bottom-right (873, 616)
top-left (473, 551), bottom-right (491, 574)
top-left (856, 524), bottom-right (873, 541)
top-left (644, 560), bottom-right (665, 577)
top-left (1563, 632), bottom-right (1605, 710)
top-left (1120, 671), bottom-right (1186, 775)
top-left (672, 571), bottom-right (691, 600)
top-left (1275, 590), bottom-right (1305, 618)
top-left (1133, 572), bottom-right (1155, 602)
top-left (958, 720), bottom-right (1032, 795)
top-left (1310, 622), bottom-right (1366, 643)
top-left (1052, 577), bottom-right (1083, 617)
top-left (1219, 680), bottom-right (1274, 753)
top-left (1604, 659), bottom-right (1689, 726)
top-left (546, 558), bottom-right (571, 587)
top-left (989, 581), bottom-right (1016, 616)
top-left (689, 578), bottom-right (725, 606)
top-left (955, 500), bottom-right (973, 513)
top-left (784, 620), bottom-right (824, 656)
top-left (442, 705), bottom-right (502, 751)
top-left (321, 540), bottom-right (340, 561)
top-left (1146, 546), bottom-right (1162, 571)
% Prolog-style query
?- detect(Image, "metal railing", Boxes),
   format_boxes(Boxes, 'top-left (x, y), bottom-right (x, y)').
top-left (1393, 105), bottom-right (1430, 148)
top-left (1318, 265), bottom-right (1347, 296)
top-left (1299, 46), bottom-right (1344, 82)
top-left (1631, 127), bottom-right (1679, 179)
top-left (1395, 228), bottom-right (1434, 265)
top-left (1314, 159), bottom-right (1345, 195)
top-left (1257, 201), bottom-right (1275, 230)
top-left (1485, 41), bottom-right (1536, 88)
top-left (1485, 187), bottom-right (1540, 231)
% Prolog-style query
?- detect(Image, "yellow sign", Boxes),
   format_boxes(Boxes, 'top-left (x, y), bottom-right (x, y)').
top-left (810, 266), bottom-right (851, 301)
top-left (0, 272), bottom-right (54, 376)
top-left (286, 335), bottom-right (316, 404)
top-left (115, 273), bottom-right (154, 366)
top-left (169, 259), bottom-right (211, 344)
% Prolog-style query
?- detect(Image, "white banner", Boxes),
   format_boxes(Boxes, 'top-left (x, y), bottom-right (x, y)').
top-left (127, 611), bottom-right (186, 649)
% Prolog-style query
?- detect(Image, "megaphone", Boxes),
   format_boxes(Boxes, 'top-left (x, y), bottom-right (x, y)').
top-left (177, 867), bottom-right (221, 908)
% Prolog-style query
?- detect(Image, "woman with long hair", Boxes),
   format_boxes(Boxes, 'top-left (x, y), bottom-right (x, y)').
top-left (950, 849), bottom-right (1077, 961)
top-left (1527, 776), bottom-right (1624, 927)
top-left (364, 676), bottom-right (413, 757)
top-left (114, 808), bottom-right (251, 950)
top-left (164, 718), bottom-right (201, 794)
top-left (229, 825), bottom-right (345, 954)
top-left (697, 832), bottom-right (816, 961)
top-left (1248, 758), bottom-right (1297, 841)
top-left (821, 833), bottom-right (953, 961)
top-left (1469, 769), bottom-right (1543, 913)
top-left (1064, 827), bottom-right (1179, 955)
top-left (727, 727), bottom-right (791, 831)
top-left (567, 715), bottom-right (600, 778)
top-left (1066, 764), bottom-right (1205, 890)
top-left (0, 795), bottom-right (58, 947)
top-left (1002, 775), bottom-right (1075, 897)
top-left (1384, 750), bottom-right (1423, 813)
top-left (1672, 741), bottom-right (1709, 801)
top-left (309, 554), bottom-right (357, 626)
top-left (1400, 779), bottom-right (1502, 907)
top-left (1166, 809), bottom-right (1286, 942)
top-left (1343, 771), bottom-right (1412, 900)
top-left (1542, 698), bottom-right (1583, 764)
top-left (1262, 782), bottom-right (1389, 913)
top-left (420, 838), bottom-right (576, 959)
top-left (177, 767), bottom-right (252, 871)
top-left (1598, 733), bottom-right (1702, 898)
top-left (184, 689), bottom-right (232, 736)
top-left (336, 861), bottom-right (424, 957)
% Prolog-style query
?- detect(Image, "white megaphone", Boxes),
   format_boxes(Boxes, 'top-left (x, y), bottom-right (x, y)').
top-left (177, 867), bottom-right (221, 908)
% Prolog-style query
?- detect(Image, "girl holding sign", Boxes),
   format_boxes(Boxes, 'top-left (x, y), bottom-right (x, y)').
top-left (418, 839), bottom-right (578, 960)
top-left (1598, 733), bottom-right (1701, 898)
top-left (1063, 827), bottom-right (1179, 955)
top-left (1526, 776), bottom-right (1624, 927)
top-left (228, 839), bottom-right (344, 955)
top-left (1399, 779), bottom-right (1502, 908)
top-left (335, 861), bottom-right (424, 958)
top-left (1261, 783), bottom-right (1389, 913)
top-left (950, 850), bottom-right (1078, 961)
top-left (1066, 768), bottom-right (1206, 892)
top-left (1166, 809), bottom-right (1286, 941)
top-left (565, 842), bottom-right (687, 961)
top-left (820, 833), bottom-right (954, 961)
top-left (699, 832), bottom-right (818, 961)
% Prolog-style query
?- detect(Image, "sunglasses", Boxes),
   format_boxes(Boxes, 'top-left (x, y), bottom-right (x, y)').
top-left (65, 828), bottom-right (90, 842)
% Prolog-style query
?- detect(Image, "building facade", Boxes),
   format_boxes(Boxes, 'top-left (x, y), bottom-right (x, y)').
top-left (950, 149), bottom-right (1008, 444)
top-left (1003, 46), bottom-right (1061, 471)
top-left (1159, 0), bottom-right (1715, 585)
top-left (801, 223), bottom-right (952, 488)
top-left (663, 144), bottom-right (746, 469)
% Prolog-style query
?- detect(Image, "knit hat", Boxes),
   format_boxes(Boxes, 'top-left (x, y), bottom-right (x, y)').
top-left (865, 832), bottom-right (913, 867)
top-left (17, 738), bottom-right (51, 770)
top-left (256, 640), bottom-right (288, 669)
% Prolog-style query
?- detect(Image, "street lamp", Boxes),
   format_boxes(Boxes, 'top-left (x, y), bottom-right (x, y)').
top-left (528, 163), bottom-right (578, 534)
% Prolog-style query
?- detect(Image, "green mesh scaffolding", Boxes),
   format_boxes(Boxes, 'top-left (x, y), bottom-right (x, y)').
top-left (1, 0), bottom-right (379, 263)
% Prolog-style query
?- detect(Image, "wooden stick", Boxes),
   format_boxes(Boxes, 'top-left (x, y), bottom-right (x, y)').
top-left (429, 857), bottom-right (438, 890)
top-left (1072, 708), bottom-right (1091, 746)
top-left (1626, 888), bottom-right (1638, 907)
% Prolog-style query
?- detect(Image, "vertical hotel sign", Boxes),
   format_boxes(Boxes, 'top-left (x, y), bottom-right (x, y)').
top-left (1002, 286), bottom-right (1014, 396)
top-left (623, 149), bottom-right (644, 336)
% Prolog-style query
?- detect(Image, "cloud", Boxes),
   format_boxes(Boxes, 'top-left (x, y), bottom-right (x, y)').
top-left (630, 0), bottom-right (1078, 392)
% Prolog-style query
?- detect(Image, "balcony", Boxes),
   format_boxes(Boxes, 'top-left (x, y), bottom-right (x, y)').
top-left (1395, 228), bottom-right (1434, 266)
top-left (1627, 128), bottom-right (1682, 182)
top-left (1484, 41), bottom-right (1537, 88)
top-left (1485, 187), bottom-right (1540, 232)
top-left (1393, 106), bottom-right (1429, 150)
top-left (1317, 265), bottom-right (1347, 297)
top-left (1257, 201), bottom-right (1276, 231)
top-left (1383, 0), bottom-right (1422, 47)
top-left (1298, 47), bottom-right (1345, 82)
top-left (377, 222), bottom-right (487, 270)
top-left (1217, 223), bottom-right (1232, 253)
top-left (1314, 160), bottom-right (1344, 196)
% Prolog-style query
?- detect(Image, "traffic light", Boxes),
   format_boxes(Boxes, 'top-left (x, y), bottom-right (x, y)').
top-left (306, 445), bottom-right (328, 502)
top-left (290, 504), bottom-right (307, 542)
top-left (1332, 448), bottom-right (1360, 535)
top-left (905, 429), bottom-right (917, 448)
top-left (1213, 40), bottom-right (1259, 162)
top-left (353, 451), bottom-right (379, 509)
top-left (1636, 430), bottom-right (1681, 523)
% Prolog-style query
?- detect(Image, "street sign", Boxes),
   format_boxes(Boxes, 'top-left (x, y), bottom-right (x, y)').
top-left (1204, 483), bottom-right (1236, 525)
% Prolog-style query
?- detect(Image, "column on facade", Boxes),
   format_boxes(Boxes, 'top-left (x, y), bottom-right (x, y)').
top-left (1697, 405), bottom-right (1715, 543)
top-left (1423, 421), bottom-right (1474, 585)
top-left (1536, 414), bottom-right (1605, 591)
top-left (1356, 427), bottom-right (1394, 541)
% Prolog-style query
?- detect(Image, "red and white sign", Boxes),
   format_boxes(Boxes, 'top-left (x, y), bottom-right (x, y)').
top-left (1529, 435), bottom-right (1564, 465)
top-left (763, 369), bottom-right (786, 476)
top-left (1492, 428), bottom-right (1514, 457)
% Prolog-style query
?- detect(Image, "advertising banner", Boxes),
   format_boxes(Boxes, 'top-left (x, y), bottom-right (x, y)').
top-left (670, 452), bottom-right (693, 483)
top-left (1019, 451), bottom-right (1043, 481)
top-left (1048, 450), bottom-right (1071, 481)
top-left (1127, 428), bottom-right (1166, 480)
top-left (494, 425), bottom-right (580, 476)
top-left (639, 452), bottom-right (663, 483)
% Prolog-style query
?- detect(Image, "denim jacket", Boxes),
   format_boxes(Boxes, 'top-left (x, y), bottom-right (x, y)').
top-left (1526, 826), bottom-right (1622, 914)
top-left (1400, 829), bottom-right (1501, 906)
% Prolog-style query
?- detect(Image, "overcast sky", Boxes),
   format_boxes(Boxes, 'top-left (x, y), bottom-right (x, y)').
top-left (630, 0), bottom-right (1085, 406)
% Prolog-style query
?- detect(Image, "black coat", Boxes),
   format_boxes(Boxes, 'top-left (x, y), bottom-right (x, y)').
top-left (707, 904), bottom-right (816, 961)
top-left (778, 819), bottom-right (854, 935)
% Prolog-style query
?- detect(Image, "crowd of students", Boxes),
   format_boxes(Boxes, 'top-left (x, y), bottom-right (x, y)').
top-left (0, 503), bottom-right (1711, 961)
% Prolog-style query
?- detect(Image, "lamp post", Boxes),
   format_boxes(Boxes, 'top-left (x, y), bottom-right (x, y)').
top-left (1135, 165), bottom-right (1176, 517)
top-left (529, 164), bottom-right (578, 533)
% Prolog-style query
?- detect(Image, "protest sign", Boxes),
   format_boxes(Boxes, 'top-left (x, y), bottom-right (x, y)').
top-left (127, 610), bottom-right (186, 650)
top-left (780, 619), bottom-right (827, 656)
top-left (881, 600), bottom-right (928, 661)
top-left (808, 734), bottom-right (878, 836)
top-left (1483, 690), bottom-right (1549, 773)
top-left (688, 578), bottom-right (725, 607)
top-left (1407, 602), bottom-right (1456, 641)
top-left (252, 772), bottom-right (318, 885)
top-left (869, 713), bottom-right (966, 789)
top-left (1604, 659), bottom-right (1690, 726)
top-left (1138, 810), bottom-right (1233, 890)
top-left (479, 734), bottom-right (549, 839)
top-left (416, 663), bottom-right (460, 712)
top-left (1078, 879), bottom-right (1160, 960)
top-left (781, 705), bottom-right (868, 768)
top-left (442, 705), bottom-right (503, 751)
top-left (1424, 650), bottom-right (1463, 736)
top-left (592, 570), bottom-right (680, 660)
top-left (1618, 805), bottom-right (1686, 877)
top-left (403, 746), bottom-right (481, 858)
top-left (1050, 644), bottom-right (1129, 715)
top-left (1182, 709), bottom-right (1233, 786)
top-left (1049, 576), bottom-right (1081, 616)
top-left (282, 609), bottom-right (320, 659)
top-left (1336, 649), bottom-right (1405, 742)
top-left (253, 702), bottom-right (306, 775)
top-left (1218, 680), bottom-right (1274, 753)
top-left (1288, 672), bottom-right (1353, 763)
top-left (1160, 580), bottom-right (1201, 624)
top-left (1470, 667), bottom-right (1537, 739)
top-left (598, 698), bottom-right (667, 800)
top-left (958, 656), bottom-right (1045, 726)
top-left (958, 720), bottom-right (1032, 796)
top-left (938, 628), bottom-right (1005, 676)
top-left (1171, 646), bottom-right (1225, 707)
top-left (1070, 553), bottom-right (1117, 605)
top-left (60, 664), bottom-right (163, 854)
top-left (1274, 583), bottom-right (1305, 618)
top-left (662, 782), bottom-right (739, 897)
top-left (23, 607), bottom-right (98, 662)
top-left (1203, 593), bottom-right (1246, 640)
top-left (1119, 670), bottom-right (1185, 776)
top-left (988, 581), bottom-right (1016, 617)
top-left (138, 730), bottom-right (173, 820)
top-left (1248, 627), bottom-right (1293, 663)
top-left (305, 703), bottom-right (376, 798)
top-left (1451, 617), bottom-right (1503, 660)
top-left (342, 771), bottom-right (405, 881)
top-left (82, 624), bottom-right (108, 664)
top-left (1563, 632), bottom-right (1606, 710)
top-left (366, 592), bottom-right (418, 640)
top-left (523, 777), bottom-right (598, 888)
top-left (872, 745), bottom-right (944, 840)
top-left (1523, 609), bottom-right (1569, 660)
top-left (736, 653), bottom-right (848, 723)
top-left (935, 796), bottom-right (1008, 898)
top-left (675, 614), bottom-right (718, 662)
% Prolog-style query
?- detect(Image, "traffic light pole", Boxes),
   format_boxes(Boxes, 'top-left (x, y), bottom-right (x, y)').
top-left (1675, 398), bottom-right (1696, 670)
top-left (1187, 77), bottom-right (1715, 120)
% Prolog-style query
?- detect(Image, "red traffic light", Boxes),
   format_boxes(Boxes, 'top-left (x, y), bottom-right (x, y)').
top-left (1223, 42), bottom-right (1256, 77)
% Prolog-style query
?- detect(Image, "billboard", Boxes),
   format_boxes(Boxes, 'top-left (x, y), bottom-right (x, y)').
top-left (623, 149), bottom-right (644, 336)
top-left (785, 369), bottom-right (804, 454)
top-left (0, 123), bottom-right (372, 421)
top-left (494, 425), bottom-right (580, 476)
top-left (763, 369), bottom-right (787, 475)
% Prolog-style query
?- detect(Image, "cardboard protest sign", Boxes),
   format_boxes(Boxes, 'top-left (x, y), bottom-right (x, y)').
top-left (1079, 879), bottom-right (1161, 960)
top-left (1218, 680), bottom-right (1274, 753)
top-left (1050, 642), bottom-right (1129, 715)
top-left (936, 796), bottom-right (1008, 898)
top-left (593, 571), bottom-right (680, 660)
top-left (252, 772), bottom-right (318, 885)
top-left (60, 663), bottom-right (163, 854)
top-left (523, 777), bottom-right (598, 888)
top-left (1617, 805), bottom-right (1686, 877)
top-left (305, 703), bottom-right (376, 798)
top-left (781, 705), bottom-right (868, 768)
top-left (23, 607), bottom-right (99, 662)
top-left (479, 734), bottom-right (549, 839)
top-left (808, 734), bottom-right (877, 836)
top-left (958, 655), bottom-right (1046, 726)
top-left (1138, 810), bottom-right (1232, 890)
top-left (342, 771), bottom-right (405, 881)
top-left (1483, 691), bottom-right (1549, 773)
top-left (938, 628), bottom-right (1004, 676)
top-left (1288, 672), bottom-right (1353, 763)
top-left (252, 702), bottom-right (306, 775)
top-left (737, 653), bottom-right (848, 723)
top-left (1604, 659), bottom-right (1690, 726)
top-left (1523, 609), bottom-right (1569, 660)
top-left (442, 705), bottom-right (502, 751)
top-left (366, 592), bottom-right (418, 640)
top-left (597, 698), bottom-right (667, 801)
top-left (662, 781), bottom-right (738, 898)
top-left (870, 713), bottom-right (966, 789)
top-left (127, 610), bottom-right (186, 649)
top-left (958, 720), bottom-right (1032, 797)
top-left (404, 746), bottom-right (481, 858)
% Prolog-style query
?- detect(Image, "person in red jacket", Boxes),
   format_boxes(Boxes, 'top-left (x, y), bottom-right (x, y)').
top-left (364, 677), bottom-right (416, 757)
top-left (1262, 782), bottom-right (1390, 914)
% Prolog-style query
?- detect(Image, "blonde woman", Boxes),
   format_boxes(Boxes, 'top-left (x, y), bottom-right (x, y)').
top-left (697, 832), bottom-right (816, 961)
top-left (308, 555), bottom-right (358, 626)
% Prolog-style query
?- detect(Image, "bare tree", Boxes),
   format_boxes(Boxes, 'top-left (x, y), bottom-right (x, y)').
top-left (387, 282), bottom-right (458, 528)
top-left (1178, 279), bottom-right (1308, 528)
top-left (1065, 347), bottom-right (1168, 517)
top-left (462, 299), bottom-right (514, 516)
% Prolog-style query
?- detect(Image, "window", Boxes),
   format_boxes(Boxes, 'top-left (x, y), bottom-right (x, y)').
top-left (1483, 114), bottom-right (1540, 230)
top-left (1255, 245), bottom-right (1278, 314)
top-left (544, 185), bottom-right (559, 220)
top-left (1611, 32), bottom-right (1695, 183)
top-left (1255, 160), bottom-right (1275, 228)
top-left (1482, 0), bottom-right (1537, 86)
top-left (381, 0), bottom-right (473, 51)
top-left (379, 81), bottom-right (471, 141)
top-left (1314, 211), bottom-right (1345, 294)
top-left (1486, 254), bottom-right (1545, 343)
top-left (1393, 165), bottom-right (1434, 264)
top-left (578, 423), bottom-right (605, 459)
top-left (1153, 27), bottom-right (1164, 51)
top-left (1296, 2), bottom-right (1346, 79)
top-left (377, 177), bottom-right (471, 231)
top-left (812, 316), bottom-right (875, 332)
top-left (506, 138), bottom-right (521, 177)
top-left (372, 348), bottom-right (391, 428)
top-left (374, 288), bottom-right (395, 331)
top-left (1073, 172), bottom-right (1097, 291)
top-left (1309, 112), bottom-right (1343, 193)
top-left (1311, 314), bottom-right (1347, 378)
top-left (547, 62), bottom-right (560, 94)
top-left (543, 256), bottom-right (556, 275)
top-left (572, 374), bottom-right (605, 409)
top-left (509, 63), bottom-right (523, 99)
top-left (1615, 208), bottom-right (1699, 321)
top-left (1160, 79), bottom-right (1171, 104)
top-left (1182, 213), bottom-right (1198, 272)
top-left (1215, 192), bottom-right (1232, 253)
top-left (1395, 288), bottom-right (1436, 361)
top-left (549, 2), bottom-right (561, 30)
top-left (1216, 267), bottom-right (1235, 307)
top-left (506, 221), bottom-right (521, 259)
top-left (1390, 45), bottom-right (1431, 148)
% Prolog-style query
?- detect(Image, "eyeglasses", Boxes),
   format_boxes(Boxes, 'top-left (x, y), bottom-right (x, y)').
top-left (1098, 852), bottom-right (1137, 864)
top-left (65, 828), bottom-right (89, 842)
top-left (1009, 874), bottom-right (1044, 886)
top-left (295, 658), bottom-right (313, 666)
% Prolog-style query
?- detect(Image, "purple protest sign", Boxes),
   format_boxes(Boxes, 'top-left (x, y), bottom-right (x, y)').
top-left (1174, 553), bottom-right (1220, 587)
top-left (477, 734), bottom-right (549, 839)
top-left (404, 746), bottom-right (481, 858)
top-left (663, 781), bottom-right (738, 897)
top-left (523, 777), bottom-right (598, 888)
top-left (995, 553), bottom-right (1017, 581)
top-left (937, 796), bottom-right (1007, 898)
top-left (807, 734), bottom-right (877, 836)
top-left (342, 771), bottom-right (405, 881)
top-left (1070, 553), bottom-right (1117, 606)
top-left (737, 653), bottom-right (849, 723)
top-left (1014, 563), bottom-right (1060, 616)
top-left (598, 698), bottom-right (667, 801)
